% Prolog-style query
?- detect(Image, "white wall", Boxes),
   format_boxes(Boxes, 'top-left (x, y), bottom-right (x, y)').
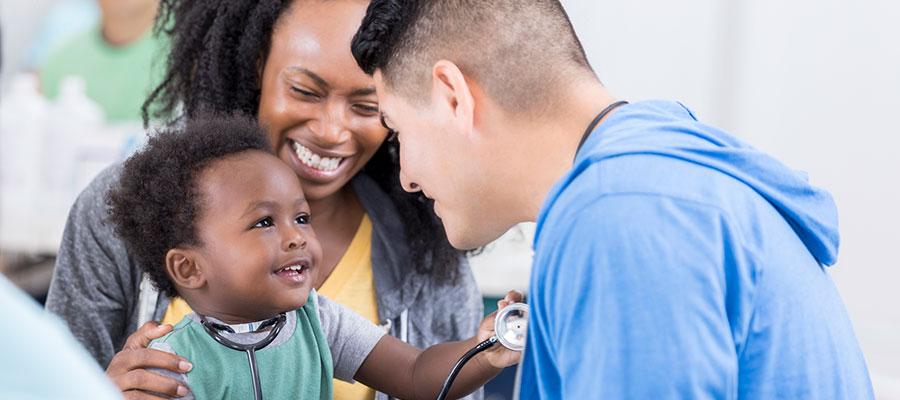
top-left (559, 0), bottom-right (900, 396)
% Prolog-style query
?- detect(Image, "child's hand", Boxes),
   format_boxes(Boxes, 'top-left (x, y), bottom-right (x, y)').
top-left (477, 290), bottom-right (526, 369)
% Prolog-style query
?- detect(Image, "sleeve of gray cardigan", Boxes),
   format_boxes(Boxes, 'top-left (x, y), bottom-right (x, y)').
top-left (447, 257), bottom-right (484, 342)
top-left (45, 165), bottom-right (140, 368)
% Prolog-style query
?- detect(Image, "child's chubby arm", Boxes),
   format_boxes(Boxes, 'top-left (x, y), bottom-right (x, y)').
top-left (356, 291), bottom-right (524, 400)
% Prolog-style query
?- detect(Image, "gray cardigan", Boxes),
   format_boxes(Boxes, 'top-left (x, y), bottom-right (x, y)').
top-left (46, 165), bottom-right (484, 399)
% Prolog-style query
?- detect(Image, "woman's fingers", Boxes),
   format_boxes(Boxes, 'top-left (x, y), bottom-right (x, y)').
top-left (122, 388), bottom-right (182, 400)
top-left (107, 324), bottom-right (193, 398)
top-left (123, 322), bottom-right (173, 351)
top-left (122, 390), bottom-right (167, 400)
top-left (107, 347), bottom-right (193, 399)
top-left (114, 368), bottom-right (190, 398)
top-left (109, 348), bottom-right (192, 375)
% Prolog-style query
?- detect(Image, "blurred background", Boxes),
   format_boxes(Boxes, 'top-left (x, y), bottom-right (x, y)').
top-left (1, 0), bottom-right (898, 399)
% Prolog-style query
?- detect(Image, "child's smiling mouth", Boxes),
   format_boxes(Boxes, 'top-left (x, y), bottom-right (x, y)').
top-left (274, 258), bottom-right (312, 285)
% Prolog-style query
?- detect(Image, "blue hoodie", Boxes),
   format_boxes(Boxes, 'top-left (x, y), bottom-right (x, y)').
top-left (518, 101), bottom-right (872, 399)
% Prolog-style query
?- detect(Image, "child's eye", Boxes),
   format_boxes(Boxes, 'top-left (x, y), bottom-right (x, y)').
top-left (253, 217), bottom-right (274, 228)
top-left (295, 213), bottom-right (311, 225)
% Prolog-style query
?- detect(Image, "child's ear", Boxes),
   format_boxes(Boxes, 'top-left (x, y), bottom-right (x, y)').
top-left (165, 248), bottom-right (206, 290)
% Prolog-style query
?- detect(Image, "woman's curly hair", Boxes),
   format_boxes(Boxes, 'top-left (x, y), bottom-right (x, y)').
top-left (143, 0), bottom-right (465, 285)
top-left (107, 112), bottom-right (272, 298)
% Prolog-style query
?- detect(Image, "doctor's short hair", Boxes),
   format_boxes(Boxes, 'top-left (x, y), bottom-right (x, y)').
top-left (351, 0), bottom-right (594, 112)
top-left (106, 112), bottom-right (272, 298)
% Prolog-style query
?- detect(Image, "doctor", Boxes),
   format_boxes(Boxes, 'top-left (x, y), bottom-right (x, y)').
top-left (0, 275), bottom-right (120, 399)
top-left (350, 0), bottom-right (874, 398)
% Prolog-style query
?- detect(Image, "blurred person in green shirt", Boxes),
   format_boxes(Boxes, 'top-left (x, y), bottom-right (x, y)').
top-left (39, 0), bottom-right (166, 122)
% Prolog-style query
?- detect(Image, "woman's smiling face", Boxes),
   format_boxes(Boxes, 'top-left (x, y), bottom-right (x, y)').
top-left (257, 0), bottom-right (389, 202)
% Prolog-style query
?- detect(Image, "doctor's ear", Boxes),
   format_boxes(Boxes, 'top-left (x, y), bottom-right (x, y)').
top-left (432, 60), bottom-right (476, 133)
top-left (165, 248), bottom-right (206, 290)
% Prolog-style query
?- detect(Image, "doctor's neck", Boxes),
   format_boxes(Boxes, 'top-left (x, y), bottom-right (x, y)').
top-left (501, 79), bottom-right (618, 223)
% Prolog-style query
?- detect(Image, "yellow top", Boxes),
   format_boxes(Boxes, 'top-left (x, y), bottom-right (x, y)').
top-left (161, 214), bottom-right (379, 400)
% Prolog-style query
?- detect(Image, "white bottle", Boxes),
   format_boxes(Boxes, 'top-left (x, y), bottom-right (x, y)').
top-left (43, 75), bottom-right (105, 201)
top-left (0, 73), bottom-right (48, 195)
top-left (0, 73), bottom-right (50, 250)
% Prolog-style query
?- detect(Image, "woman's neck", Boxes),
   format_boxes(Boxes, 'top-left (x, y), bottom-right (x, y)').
top-left (308, 185), bottom-right (365, 288)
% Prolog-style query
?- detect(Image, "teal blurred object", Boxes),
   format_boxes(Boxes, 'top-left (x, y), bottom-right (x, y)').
top-left (483, 296), bottom-right (501, 316)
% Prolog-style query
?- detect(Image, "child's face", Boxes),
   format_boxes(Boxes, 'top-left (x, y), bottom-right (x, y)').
top-left (189, 150), bottom-right (323, 322)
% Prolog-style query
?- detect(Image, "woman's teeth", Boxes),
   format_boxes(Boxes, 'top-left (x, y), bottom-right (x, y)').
top-left (292, 142), bottom-right (342, 172)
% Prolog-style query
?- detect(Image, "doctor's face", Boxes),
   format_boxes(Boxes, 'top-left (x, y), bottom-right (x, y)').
top-left (373, 72), bottom-right (514, 250)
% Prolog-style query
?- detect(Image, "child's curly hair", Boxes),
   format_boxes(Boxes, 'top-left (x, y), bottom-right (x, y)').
top-left (106, 112), bottom-right (272, 297)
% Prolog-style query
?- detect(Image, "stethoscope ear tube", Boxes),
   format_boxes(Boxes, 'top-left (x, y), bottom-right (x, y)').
top-left (200, 313), bottom-right (287, 400)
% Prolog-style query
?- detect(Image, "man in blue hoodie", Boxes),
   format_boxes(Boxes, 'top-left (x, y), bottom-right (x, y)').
top-left (351, 1), bottom-right (873, 398)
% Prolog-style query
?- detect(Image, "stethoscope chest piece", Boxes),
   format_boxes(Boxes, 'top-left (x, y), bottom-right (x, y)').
top-left (494, 302), bottom-right (528, 351)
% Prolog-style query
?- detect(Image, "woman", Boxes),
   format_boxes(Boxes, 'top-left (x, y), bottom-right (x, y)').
top-left (44, 1), bottom-right (483, 399)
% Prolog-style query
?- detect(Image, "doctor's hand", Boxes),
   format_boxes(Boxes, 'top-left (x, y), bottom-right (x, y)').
top-left (106, 321), bottom-right (193, 399)
top-left (477, 290), bottom-right (526, 369)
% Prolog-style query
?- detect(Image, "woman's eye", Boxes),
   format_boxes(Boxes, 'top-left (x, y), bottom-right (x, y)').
top-left (253, 217), bottom-right (274, 228)
top-left (290, 87), bottom-right (320, 99)
top-left (352, 103), bottom-right (380, 116)
top-left (295, 213), bottom-right (311, 225)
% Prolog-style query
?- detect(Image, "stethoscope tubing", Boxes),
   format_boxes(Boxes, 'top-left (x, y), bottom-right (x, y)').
top-left (200, 313), bottom-right (287, 400)
top-left (436, 302), bottom-right (529, 400)
top-left (436, 336), bottom-right (499, 400)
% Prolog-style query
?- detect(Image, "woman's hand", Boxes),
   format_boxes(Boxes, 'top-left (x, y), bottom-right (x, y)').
top-left (105, 322), bottom-right (193, 399)
top-left (477, 290), bottom-right (526, 369)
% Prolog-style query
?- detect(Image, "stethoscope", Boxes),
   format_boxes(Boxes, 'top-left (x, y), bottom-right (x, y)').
top-left (436, 302), bottom-right (529, 400)
top-left (200, 312), bottom-right (287, 400)
top-left (199, 303), bottom-right (528, 400)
